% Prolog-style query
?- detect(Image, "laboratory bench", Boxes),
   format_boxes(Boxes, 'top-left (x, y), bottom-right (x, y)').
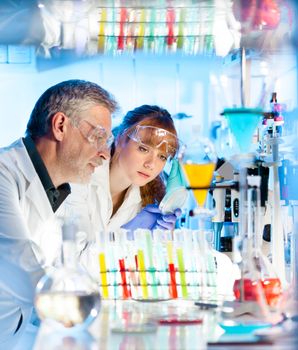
top-left (33, 299), bottom-right (297, 350)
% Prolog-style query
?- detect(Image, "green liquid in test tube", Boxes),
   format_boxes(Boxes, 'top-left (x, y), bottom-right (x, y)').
top-left (177, 8), bottom-right (185, 49)
top-left (148, 8), bottom-right (156, 51)
top-left (176, 248), bottom-right (188, 298)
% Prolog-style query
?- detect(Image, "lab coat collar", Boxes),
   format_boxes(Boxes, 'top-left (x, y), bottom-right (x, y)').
top-left (14, 138), bottom-right (54, 221)
top-left (120, 184), bottom-right (142, 210)
top-left (9, 139), bottom-right (37, 182)
top-left (91, 160), bottom-right (142, 209)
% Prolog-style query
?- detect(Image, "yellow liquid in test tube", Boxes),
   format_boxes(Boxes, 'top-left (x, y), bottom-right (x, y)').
top-left (137, 249), bottom-right (149, 299)
top-left (98, 9), bottom-right (107, 52)
top-left (183, 163), bottom-right (215, 207)
top-left (99, 253), bottom-right (109, 299)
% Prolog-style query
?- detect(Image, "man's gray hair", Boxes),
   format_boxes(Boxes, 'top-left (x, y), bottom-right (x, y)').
top-left (26, 79), bottom-right (118, 138)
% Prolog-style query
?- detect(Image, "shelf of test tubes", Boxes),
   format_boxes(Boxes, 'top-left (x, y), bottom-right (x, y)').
top-left (97, 229), bottom-right (219, 301)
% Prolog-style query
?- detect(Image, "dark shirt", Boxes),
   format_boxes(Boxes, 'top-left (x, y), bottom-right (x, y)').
top-left (22, 136), bottom-right (71, 212)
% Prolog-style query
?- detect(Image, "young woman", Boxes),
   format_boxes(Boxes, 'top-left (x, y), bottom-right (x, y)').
top-left (108, 104), bottom-right (181, 231)
top-left (67, 105), bottom-right (181, 239)
top-left (66, 106), bottom-right (235, 297)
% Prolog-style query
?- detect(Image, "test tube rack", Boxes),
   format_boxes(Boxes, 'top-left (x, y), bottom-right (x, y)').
top-left (97, 228), bottom-right (219, 301)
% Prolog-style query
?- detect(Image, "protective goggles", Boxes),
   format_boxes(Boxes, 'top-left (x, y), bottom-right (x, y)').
top-left (77, 119), bottom-right (114, 151)
top-left (127, 125), bottom-right (180, 159)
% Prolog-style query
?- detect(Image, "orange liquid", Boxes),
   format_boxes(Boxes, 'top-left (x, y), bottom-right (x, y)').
top-left (262, 278), bottom-right (282, 307)
top-left (233, 278), bottom-right (282, 307)
top-left (182, 163), bottom-right (215, 207)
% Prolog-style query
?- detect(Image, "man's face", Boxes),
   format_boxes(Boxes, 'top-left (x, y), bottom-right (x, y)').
top-left (62, 105), bottom-right (112, 184)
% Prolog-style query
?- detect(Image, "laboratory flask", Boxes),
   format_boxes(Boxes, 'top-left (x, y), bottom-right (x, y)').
top-left (35, 221), bottom-right (101, 329)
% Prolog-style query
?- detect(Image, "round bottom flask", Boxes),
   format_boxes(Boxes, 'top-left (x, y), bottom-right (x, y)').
top-left (35, 222), bottom-right (101, 329)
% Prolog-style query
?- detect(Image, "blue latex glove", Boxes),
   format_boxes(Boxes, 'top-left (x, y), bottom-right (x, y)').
top-left (121, 204), bottom-right (161, 231)
top-left (154, 208), bottom-right (182, 230)
top-left (121, 205), bottom-right (181, 231)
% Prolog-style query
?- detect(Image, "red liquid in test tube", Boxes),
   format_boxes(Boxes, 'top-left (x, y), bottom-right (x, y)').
top-left (119, 258), bottom-right (131, 299)
top-left (168, 263), bottom-right (178, 298)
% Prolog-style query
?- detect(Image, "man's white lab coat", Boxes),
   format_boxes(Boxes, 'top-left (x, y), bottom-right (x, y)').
top-left (0, 139), bottom-right (62, 348)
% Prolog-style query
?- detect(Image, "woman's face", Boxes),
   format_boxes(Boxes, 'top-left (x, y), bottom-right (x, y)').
top-left (115, 135), bottom-right (172, 187)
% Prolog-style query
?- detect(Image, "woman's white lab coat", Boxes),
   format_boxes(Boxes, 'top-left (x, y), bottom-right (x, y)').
top-left (69, 160), bottom-right (142, 239)
top-left (67, 160), bottom-right (142, 280)
top-left (0, 138), bottom-right (63, 347)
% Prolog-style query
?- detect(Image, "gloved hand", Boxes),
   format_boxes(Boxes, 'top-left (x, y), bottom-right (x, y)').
top-left (121, 204), bottom-right (161, 231)
top-left (121, 205), bottom-right (182, 231)
top-left (154, 208), bottom-right (182, 230)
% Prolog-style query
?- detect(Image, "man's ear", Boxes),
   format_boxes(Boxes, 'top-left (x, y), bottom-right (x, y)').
top-left (51, 112), bottom-right (69, 141)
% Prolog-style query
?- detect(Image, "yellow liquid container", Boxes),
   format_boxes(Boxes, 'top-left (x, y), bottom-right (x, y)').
top-left (183, 163), bottom-right (215, 207)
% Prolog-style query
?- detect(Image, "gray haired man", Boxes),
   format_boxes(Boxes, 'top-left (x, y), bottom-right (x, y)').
top-left (0, 79), bottom-right (118, 348)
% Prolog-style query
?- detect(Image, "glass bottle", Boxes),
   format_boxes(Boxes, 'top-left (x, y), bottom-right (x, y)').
top-left (35, 221), bottom-right (101, 329)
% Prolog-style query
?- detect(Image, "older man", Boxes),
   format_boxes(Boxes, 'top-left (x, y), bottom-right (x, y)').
top-left (0, 79), bottom-right (117, 348)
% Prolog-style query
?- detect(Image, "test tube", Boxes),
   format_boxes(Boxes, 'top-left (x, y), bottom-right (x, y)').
top-left (98, 231), bottom-right (109, 299)
top-left (108, 232), bottom-right (119, 299)
top-left (166, 233), bottom-right (178, 299)
top-left (192, 229), bottom-right (207, 300)
top-left (152, 229), bottom-right (170, 299)
top-left (174, 229), bottom-right (188, 298)
top-left (137, 249), bottom-right (149, 299)
top-left (114, 230), bottom-right (131, 299)
top-left (145, 231), bottom-right (159, 298)
top-left (136, 9), bottom-right (146, 49)
top-left (98, 8), bottom-right (107, 52)
top-left (99, 252), bottom-right (109, 299)
top-left (182, 228), bottom-right (197, 298)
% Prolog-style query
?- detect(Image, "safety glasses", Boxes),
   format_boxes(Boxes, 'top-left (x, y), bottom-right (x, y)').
top-left (77, 119), bottom-right (114, 151)
top-left (127, 125), bottom-right (180, 159)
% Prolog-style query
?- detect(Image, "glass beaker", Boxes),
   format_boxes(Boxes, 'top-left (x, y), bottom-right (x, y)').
top-left (179, 136), bottom-right (217, 219)
top-left (35, 221), bottom-right (101, 329)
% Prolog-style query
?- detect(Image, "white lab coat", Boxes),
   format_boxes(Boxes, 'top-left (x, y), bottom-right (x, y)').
top-left (0, 139), bottom-right (63, 348)
top-left (68, 160), bottom-right (142, 238)
top-left (66, 161), bottom-right (142, 280)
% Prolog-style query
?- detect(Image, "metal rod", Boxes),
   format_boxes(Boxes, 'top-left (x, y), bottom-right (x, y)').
top-left (185, 183), bottom-right (261, 191)
top-left (240, 47), bottom-right (246, 107)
